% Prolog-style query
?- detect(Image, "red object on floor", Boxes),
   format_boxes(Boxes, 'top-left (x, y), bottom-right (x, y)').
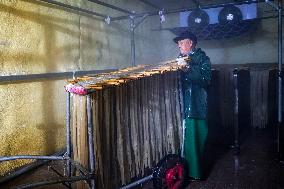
top-left (165, 163), bottom-right (184, 189)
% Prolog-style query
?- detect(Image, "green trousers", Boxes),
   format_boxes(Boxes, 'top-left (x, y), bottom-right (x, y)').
top-left (184, 118), bottom-right (208, 179)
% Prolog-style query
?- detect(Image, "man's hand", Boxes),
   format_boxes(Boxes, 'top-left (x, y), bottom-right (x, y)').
top-left (176, 57), bottom-right (188, 66)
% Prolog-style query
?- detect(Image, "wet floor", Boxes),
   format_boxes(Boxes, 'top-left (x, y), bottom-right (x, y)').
top-left (2, 127), bottom-right (284, 189)
top-left (182, 127), bottom-right (284, 189)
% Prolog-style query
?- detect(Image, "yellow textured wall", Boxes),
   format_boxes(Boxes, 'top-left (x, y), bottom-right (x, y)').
top-left (0, 0), bottom-right (177, 175)
top-left (0, 0), bottom-right (95, 175)
top-left (0, 0), bottom-right (80, 174)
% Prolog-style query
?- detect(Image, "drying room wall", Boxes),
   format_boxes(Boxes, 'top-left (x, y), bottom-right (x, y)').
top-left (0, 0), bottom-right (168, 175)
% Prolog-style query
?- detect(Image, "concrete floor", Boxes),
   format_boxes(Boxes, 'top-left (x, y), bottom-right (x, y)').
top-left (2, 127), bottom-right (284, 189)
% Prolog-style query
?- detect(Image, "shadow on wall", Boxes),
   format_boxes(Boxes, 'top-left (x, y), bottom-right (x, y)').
top-left (0, 1), bottom-right (133, 68)
top-left (0, 1), bottom-right (98, 175)
top-left (0, 2), bottom-right (92, 66)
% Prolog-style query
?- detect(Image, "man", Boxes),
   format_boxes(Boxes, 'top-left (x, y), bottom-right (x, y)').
top-left (174, 31), bottom-right (211, 180)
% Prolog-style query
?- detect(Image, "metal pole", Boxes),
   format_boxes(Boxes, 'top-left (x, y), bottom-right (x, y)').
top-left (66, 92), bottom-right (72, 187)
top-left (137, 0), bottom-right (160, 9)
top-left (0, 149), bottom-right (65, 184)
top-left (130, 17), bottom-right (135, 67)
top-left (0, 69), bottom-right (117, 84)
top-left (278, 0), bottom-right (283, 161)
top-left (129, 14), bottom-right (148, 67)
top-left (87, 95), bottom-right (96, 189)
top-left (0, 156), bottom-right (66, 162)
top-left (120, 175), bottom-right (153, 189)
top-left (87, 0), bottom-right (133, 14)
top-left (233, 69), bottom-right (240, 155)
top-left (37, 0), bottom-right (109, 19)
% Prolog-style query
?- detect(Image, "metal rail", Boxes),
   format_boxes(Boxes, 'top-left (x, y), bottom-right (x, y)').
top-left (65, 92), bottom-right (72, 188)
top-left (37, 0), bottom-right (109, 19)
top-left (120, 175), bottom-right (153, 189)
top-left (0, 91), bottom-right (97, 188)
top-left (0, 69), bottom-right (117, 84)
top-left (87, 95), bottom-right (96, 189)
top-left (0, 156), bottom-right (67, 162)
top-left (87, 0), bottom-right (133, 14)
top-left (136, 0), bottom-right (160, 9)
top-left (0, 150), bottom-right (66, 184)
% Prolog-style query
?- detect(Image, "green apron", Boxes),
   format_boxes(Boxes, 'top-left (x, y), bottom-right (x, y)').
top-left (184, 118), bottom-right (208, 179)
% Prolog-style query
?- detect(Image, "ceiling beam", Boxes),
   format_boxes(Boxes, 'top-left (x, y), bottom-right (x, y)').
top-left (37, 0), bottom-right (108, 19)
top-left (191, 0), bottom-right (202, 8)
top-left (136, 0), bottom-right (161, 9)
top-left (87, 0), bottom-right (133, 14)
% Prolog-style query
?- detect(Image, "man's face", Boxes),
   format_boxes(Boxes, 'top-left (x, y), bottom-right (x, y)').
top-left (178, 39), bottom-right (194, 56)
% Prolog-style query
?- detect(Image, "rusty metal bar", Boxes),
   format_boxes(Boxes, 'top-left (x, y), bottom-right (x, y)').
top-left (0, 69), bottom-right (117, 84)
top-left (87, 0), bottom-right (133, 14)
top-left (37, 0), bottom-right (109, 19)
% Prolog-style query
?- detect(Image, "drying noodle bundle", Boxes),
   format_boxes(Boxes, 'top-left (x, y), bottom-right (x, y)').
top-left (67, 59), bottom-right (188, 189)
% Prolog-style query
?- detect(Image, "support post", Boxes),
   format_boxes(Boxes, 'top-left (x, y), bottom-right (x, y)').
top-left (233, 68), bottom-right (240, 155)
top-left (277, 0), bottom-right (283, 162)
top-left (66, 92), bottom-right (72, 188)
top-left (129, 14), bottom-right (148, 67)
top-left (87, 95), bottom-right (96, 189)
top-left (130, 16), bottom-right (136, 67)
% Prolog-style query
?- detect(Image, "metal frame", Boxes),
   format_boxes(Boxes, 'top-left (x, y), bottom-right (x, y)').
top-left (0, 69), bottom-right (116, 188)
top-left (0, 0), bottom-right (131, 187)
top-left (136, 0), bottom-right (161, 9)
top-left (87, 0), bottom-right (133, 14)
top-left (0, 150), bottom-right (65, 184)
top-left (0, 92), bottom-right (97, 189)
top-left (37, 0), bottom-right (110, 20)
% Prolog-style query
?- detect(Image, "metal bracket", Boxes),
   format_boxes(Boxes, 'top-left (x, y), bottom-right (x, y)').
top-left (265, 0), bottom-right (280, 10)
top-left (105, 16), bottom-right (111, 25)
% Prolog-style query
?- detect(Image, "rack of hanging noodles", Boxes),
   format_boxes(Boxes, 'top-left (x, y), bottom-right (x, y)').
top-left (65, 57), bottom-right (190, 189)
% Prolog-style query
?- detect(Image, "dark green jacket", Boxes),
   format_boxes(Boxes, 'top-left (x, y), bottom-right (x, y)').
top-left (181, 48), bottom-right (211, 119)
